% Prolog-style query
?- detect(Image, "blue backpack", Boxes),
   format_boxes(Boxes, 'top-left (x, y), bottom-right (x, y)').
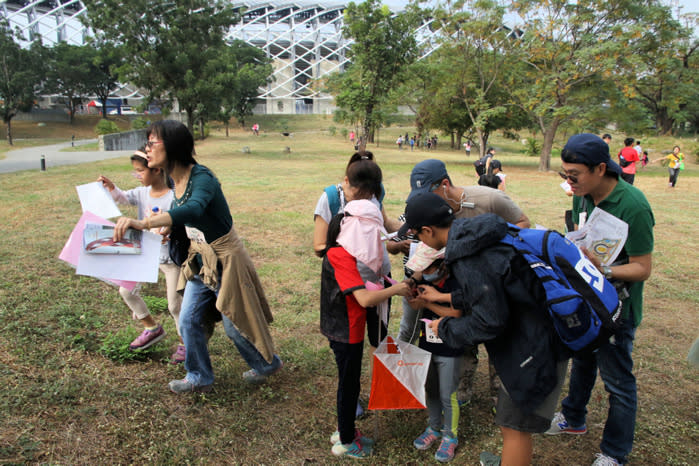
top-left (501, 226), bottom-right (623, 352)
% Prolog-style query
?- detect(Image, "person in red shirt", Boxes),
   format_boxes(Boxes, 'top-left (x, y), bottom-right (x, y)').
top-left (320, 200), bottom-right (411, 459)
top-left (618, 137), bottom-right (640, 184)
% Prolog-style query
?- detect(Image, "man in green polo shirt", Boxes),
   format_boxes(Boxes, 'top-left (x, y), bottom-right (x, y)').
top-left (546, 133), bottom-right (655, 466)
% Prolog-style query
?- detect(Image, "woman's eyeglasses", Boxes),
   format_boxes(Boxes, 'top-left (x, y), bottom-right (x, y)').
top-left (146, 140), bottom-right (163, 148)
top-left (558, 171), bottom-right (578, 184)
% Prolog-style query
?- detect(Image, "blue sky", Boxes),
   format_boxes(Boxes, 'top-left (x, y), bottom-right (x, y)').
top-left (678, 0), bottom-right (699, 14)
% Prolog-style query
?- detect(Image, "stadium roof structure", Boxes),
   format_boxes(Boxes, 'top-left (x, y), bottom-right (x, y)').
top-left (1, 0), bottom-right (440, 108)
top-left (228, 1), bottom-right (438, 100)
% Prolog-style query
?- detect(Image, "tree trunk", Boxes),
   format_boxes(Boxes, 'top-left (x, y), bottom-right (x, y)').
top-left (199, 119), bottom-right (205, 140)
top-left (225, 122), bottom-right (229, 137)
top-left (539, 119), bottom-right (561, 172)
top-left (100, 97), bottom-right (108, 118)
top-left (657, 109), bottom-right (674, 136)
top-left (186, 110), bottom-right (194, 134)
top-left (6, 119), bottom-right (13, 146)
top-left (361, 104), bottom-right (374, 150)
top-left (476, 129), bottom-right (488, 158)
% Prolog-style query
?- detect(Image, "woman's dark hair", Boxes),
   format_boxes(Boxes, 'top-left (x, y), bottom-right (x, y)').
top-left (487, 147), bottom-right (495, 154)
top-left (478, 173), bottom-right (501, 189)
top-left (624, 137), bottom-right (634, 147)
top-left (322, 213), bottom-right (346, 256)
top-left (346, 159), bottom-right (382, 200)
top-left (147, 120), bottom-right (196, 174)
top-left (345, 150), bottom-right (374, 173)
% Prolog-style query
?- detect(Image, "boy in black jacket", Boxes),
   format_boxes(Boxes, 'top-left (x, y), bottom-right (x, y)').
top-left (404, 192), bottom-right (569, 466)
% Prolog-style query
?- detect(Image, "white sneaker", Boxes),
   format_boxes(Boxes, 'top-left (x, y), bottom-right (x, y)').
top-left (591, 453), bottom-right (620, 465)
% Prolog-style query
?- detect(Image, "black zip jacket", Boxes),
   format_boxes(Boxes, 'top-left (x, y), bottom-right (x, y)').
top-left (438, 214), bottom-right (569, 413)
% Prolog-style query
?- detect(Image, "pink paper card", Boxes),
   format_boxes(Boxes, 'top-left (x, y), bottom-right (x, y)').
top-left (59, 211), bottom-right (138, 291)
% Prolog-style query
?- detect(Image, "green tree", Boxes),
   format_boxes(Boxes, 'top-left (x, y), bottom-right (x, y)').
top-left (215, 40), bottom-right (273, 135)
top-left (46, 43), bottom-right (94, 124)
top-left (428, 0), bottom-right (525, 155)
top-left (391, 60), bottom-right (433, 140)
top-left (630, 9), bottom-right (698, 135)
top-left (0, 23), bottom-right (45, 145)
top-left (84, 39), bottom-right (123, 120)
top-left (328, 0), bottom-right (422, 149)
top-left (82, 0), bottom-right (239, 133)
top-left (508, 0), bottom-right (663, 171)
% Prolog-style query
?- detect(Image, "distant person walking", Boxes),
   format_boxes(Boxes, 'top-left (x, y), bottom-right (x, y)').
top-left (651, 145), bottom-right (684, 187)
top-left (252, 123), bottom-right (259, 135)
top-left (617, 137), bottom-right (640, 185)
top-left (473, 147), bottom-right (495, 177)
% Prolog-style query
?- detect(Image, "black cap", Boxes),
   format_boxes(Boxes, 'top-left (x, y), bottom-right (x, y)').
top-left (562, 133), bottom-right (622, 176)
top-left (408, 159), bottom-right (448, 202)
top-left (404, 192), bottom-right (454, 231)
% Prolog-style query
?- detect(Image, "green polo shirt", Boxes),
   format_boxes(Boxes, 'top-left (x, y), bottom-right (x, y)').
top-left (572, 179), bottom-right (655, 327)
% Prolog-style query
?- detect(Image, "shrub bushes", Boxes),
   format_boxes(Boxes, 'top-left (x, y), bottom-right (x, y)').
top-left (94, 119), bottom-right (121, 135)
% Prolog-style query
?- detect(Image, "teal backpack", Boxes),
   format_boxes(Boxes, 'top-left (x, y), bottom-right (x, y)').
top-left (324, 184), bottom-right (385, 216)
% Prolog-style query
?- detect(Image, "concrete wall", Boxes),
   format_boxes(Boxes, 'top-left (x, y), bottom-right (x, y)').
top-left (15, 109), bottom-right (70, 123)
top-left (99, 129), bottom-right (148, 151)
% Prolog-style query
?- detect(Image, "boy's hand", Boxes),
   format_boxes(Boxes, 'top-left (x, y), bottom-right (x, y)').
top-left (428, 317), bottom-right (443, 335)
top-left (386, 239), bottom-right (411, 255)
top-left (417, 285), bottom-right (440, 302)
top-left (407, 296), bottom-right (427, 309)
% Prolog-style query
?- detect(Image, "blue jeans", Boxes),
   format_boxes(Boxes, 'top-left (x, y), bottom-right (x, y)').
top-left (180, 274), bottom-right (282, 387)
top-left (562, 319), bottom-right (637, 464)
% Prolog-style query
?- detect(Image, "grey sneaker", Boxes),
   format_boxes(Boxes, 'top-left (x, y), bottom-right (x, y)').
top-left (546, 412), bottom-right (587, 435)
top-left (242, 359), bottom-right (283, 384)
top-left (168, 378), bottom-right (212, 394)
top-left (479, 451), bottom-right (501, 466)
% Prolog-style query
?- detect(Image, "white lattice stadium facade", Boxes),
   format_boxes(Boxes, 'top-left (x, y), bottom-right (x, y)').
top-left (1, 0), bottom-right (439, 114)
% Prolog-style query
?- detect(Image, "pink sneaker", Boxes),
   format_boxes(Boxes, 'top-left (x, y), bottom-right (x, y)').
top-left (170, 345), bottom-right (186, 364)
top-left (129, 325), bottom-right (166, 350)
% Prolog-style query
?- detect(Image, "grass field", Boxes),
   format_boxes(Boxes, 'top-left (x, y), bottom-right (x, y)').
top-left (1, 121), bottom-right (697, 464)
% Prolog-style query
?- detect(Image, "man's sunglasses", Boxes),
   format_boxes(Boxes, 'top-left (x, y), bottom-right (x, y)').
top-left (559, 171), bottom-right (578, 184)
